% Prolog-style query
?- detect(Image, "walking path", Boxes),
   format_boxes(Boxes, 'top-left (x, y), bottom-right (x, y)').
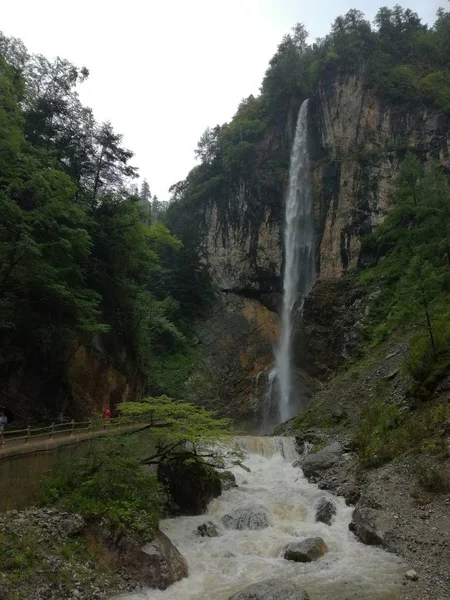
top-left (0, 419), bottom-right (141, 459)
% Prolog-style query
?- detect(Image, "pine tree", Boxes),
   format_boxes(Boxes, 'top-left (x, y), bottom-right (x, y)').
top-left (139, 179), bottom-right (151, 224)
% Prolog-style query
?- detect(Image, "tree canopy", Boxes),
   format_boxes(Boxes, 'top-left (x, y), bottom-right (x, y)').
top-left (0, 34), bottom-right (211, 417)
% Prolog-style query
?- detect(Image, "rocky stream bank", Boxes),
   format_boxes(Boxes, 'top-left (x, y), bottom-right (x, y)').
top-left (0, 508), bottom-right (188, 600)
top-left (292, 432), bottom-right (450, 600)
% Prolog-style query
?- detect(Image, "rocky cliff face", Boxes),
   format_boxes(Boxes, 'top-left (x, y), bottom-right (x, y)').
top-left (198, 75), bottom-right (450, 420)
top-left (194, 292), bottom-right (279, 428)
top-left (66, 340), bottom-right (146, 419)
top-left (313, 75), bottom-right (450, 278)
top-left (3, 336), bottom-right (146, 424)
top-left (205, 202), bottom-right (282, 294)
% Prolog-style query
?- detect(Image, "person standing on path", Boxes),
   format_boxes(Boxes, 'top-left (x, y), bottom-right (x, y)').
top-left (0, 410), bottom-right (8, 432)
top-left (102, 407), bottom-right (111, 422)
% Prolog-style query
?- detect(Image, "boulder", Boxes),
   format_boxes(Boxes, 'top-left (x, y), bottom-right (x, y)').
top-left (222, 505), bottom-right (270, 530)
top-left (229, 578), bottom-right (310, 599)
top-left (220, 470), bottom-right (238, 491)
top-left (89, 525), bottom-right (188, 590)
top-left (283, 537), bottom-right (328, 563)
top-left (315, 497), bottom-right (337, 525)
top-left (350, 507), bottom-right (396, 546)
top-left (302, 442), bottom-right (342, 479)
top-left (197, 521), bottom-right (220, 537)
top-left (158, 459), bottom-right (221, 516)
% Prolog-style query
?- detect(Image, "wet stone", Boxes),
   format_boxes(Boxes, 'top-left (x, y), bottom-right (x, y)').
top-left (197, 521), bottom-right (220, 537)
top-left (284, 537), bottom-right (328, 562)
top-left (315, 497), bottom-right (337, 525)
top-left (222, 505), bottom-right (270, 530)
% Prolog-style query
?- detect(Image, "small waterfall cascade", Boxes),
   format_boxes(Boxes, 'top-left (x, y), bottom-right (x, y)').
top-left (275, 98), bottom-right (315, 424)
top-left (115, 437), bottom-right (404, 600)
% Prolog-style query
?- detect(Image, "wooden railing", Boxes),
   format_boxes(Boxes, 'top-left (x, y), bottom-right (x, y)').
top-left (0, 417), bottom-right (137, 448)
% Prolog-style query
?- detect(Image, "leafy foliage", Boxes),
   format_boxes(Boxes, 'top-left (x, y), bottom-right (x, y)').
top-left (118, 395), bottom-right (242, 469)
top-left (41, 436), bottom-right (163, 540)
top-left (354, 399), bottom-right (450, 468)
top-left (360, 154), bottom-right (450, 389)
top-left (0, 34), bottom-right (211, 412)
top-left (168, 7), bottom-right (450, 287)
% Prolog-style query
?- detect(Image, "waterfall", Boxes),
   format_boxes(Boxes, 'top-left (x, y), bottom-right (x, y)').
top-left (275, 99), bottom-right (315, 423)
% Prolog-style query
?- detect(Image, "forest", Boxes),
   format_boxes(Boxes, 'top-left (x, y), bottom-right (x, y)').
top-left (0, 34), bottom-right (212, 419)
top-left (171, 5), bottom-right (450, 235)
top-left (171, 5), bottom-right (450, 393)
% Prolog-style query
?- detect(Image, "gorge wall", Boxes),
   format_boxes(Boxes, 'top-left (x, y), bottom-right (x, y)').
top-left (3, 335), bottom-right (146, 425)
top-left (195, 74), bottom-right (450, 422)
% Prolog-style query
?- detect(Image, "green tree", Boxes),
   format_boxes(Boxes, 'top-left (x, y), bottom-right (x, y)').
top-left (118, 395), bottom-right (241, 469)
top-left (393, 256), bottom-right (442, 352)
top-left (0, 58), bottom-right (106, 386)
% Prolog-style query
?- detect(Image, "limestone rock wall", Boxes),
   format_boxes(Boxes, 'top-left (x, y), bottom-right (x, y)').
top-left (3, 337), bottom-right (145, 425)
top-left (313, 75), bottom-right (450, 278)
top-left (194, 292), bottom-right (279, 427)
top-left (66, 342), bottom-right (145, 419)
top-left (205, 203), bottom-right (282, 293)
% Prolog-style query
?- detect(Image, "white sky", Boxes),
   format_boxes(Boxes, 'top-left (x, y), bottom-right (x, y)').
top-left (1, 0), bottom-right (444, 199)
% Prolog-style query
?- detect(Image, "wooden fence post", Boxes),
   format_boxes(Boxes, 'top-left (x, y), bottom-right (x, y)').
top-left (0, 430), bottom-right (4, 445)
top-left (50, 423), bottom-right (54, 439)
top-left (70, 419), bottom-right (75, 436)
top-left (25, 426), bottom-right (31, 443)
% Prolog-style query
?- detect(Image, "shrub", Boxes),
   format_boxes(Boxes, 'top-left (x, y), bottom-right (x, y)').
top-left (354, 402), bottom-right (401, 467)
top-left (419, 71), bottom-right (450, 111)
top-left (414, 460), bottom-right (450, 493)
top-left (41, 437), bottom-right (163, 541)
top-left (355, 399), bottom-right (450, 468)
top-left (405, 322), bottom-right (450, 394)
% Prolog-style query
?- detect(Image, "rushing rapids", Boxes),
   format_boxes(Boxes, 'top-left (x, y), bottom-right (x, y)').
top-left (114, 437), bottom-right (405, 600)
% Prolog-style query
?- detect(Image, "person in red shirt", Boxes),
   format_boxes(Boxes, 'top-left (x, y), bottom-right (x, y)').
top-left (102, 407), bottom-right (111, 421)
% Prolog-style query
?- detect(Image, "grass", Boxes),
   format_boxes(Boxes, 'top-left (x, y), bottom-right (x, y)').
top-left (354, 399), bottom-right (450, 469)
top-left (414, 459), bottom-right (450, 493)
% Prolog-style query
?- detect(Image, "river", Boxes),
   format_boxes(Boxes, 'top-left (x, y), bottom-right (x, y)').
top-left (115, 437), bottom-right (405, 600)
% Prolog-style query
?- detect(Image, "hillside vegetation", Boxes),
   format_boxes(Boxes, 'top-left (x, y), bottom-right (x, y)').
top-left (0, 35), bottom-right (211, 419)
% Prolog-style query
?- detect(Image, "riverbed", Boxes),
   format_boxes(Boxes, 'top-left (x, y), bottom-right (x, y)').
top-left (115, 437), bottom-right (405, 600)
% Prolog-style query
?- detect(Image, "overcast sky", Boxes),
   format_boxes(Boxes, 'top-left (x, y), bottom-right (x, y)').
top-left (1, 0), bottom-right (444, 199)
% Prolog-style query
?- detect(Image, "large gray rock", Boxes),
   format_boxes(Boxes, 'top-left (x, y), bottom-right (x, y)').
top-left (158, 459), bottom-right (221, 516)
top-left (302, 442), bottom-right (342, 479)
top-left (94, 524), bottom-right (188, 590)
top-left (229, 579), bottom-right (310, 599)
top-left (350, 507), bottom-right (396, 546)
top-left (315, 497), bottom-right (337, 525)
top-left (222, 505), bottom-right (270, 530)
top-left (197, 521), bottom-right (220, 537)
top-left (283, 537), bottom-right (328, 563)
top-left (220, 470), bottom-right (238, 491)
top-left (141, 531), bottom-right (189, 588)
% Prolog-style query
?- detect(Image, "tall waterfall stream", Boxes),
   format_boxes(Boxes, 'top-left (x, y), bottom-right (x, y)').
top-left (274, 98), bottom-right (315, 424)
top-left (115, 438), bottom-right (404, 600)
top-left (262, 98), bottom-right (315, 430)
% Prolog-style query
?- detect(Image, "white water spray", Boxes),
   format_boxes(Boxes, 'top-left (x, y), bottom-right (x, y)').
top-left (275, 99), bottom-right (315, 423)
top-left (114, 438), bottom-right (404, 600)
